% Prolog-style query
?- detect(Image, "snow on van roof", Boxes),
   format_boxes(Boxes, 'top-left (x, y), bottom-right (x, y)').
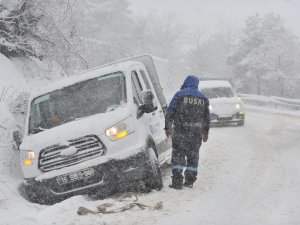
top-left (198, 80), bottom-right (232, 89)
top-left (30, 61), bottom-right (141, 99)
top-left (97, 54), bottom-right (169, 68)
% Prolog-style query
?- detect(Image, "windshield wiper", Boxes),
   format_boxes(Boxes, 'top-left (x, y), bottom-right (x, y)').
top-left (29, 127), bottom-right (48, 134)
top-left (74, 115), bottom-right (95, 121)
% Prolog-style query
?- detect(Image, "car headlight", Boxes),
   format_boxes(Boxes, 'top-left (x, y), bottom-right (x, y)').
top-left (105, 117), bottom-right (134, 141)
top-left (21, 150), bottom-right (35, 166)
top-left (235, 103), bottom-right (241, 109)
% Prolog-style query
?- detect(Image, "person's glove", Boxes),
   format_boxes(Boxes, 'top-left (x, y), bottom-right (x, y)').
top-left (201, 133), bottom-right (208, 142)
top-left (165, 129), bottom-right (172, 137)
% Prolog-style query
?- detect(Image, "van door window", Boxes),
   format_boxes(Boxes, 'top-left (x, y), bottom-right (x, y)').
top-left (139, 70), bottom-right (151, 90)
top-left (131, 71), bottom-right (142, 104)
top-left (132, 71), bottom-right (143, 91)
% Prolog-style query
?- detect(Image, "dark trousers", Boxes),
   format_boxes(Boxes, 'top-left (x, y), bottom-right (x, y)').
top-left (171, 131), bottom-right (202, 184)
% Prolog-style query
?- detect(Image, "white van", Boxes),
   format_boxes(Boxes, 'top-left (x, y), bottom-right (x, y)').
top-left (14, 55), bottom-right (172, 204)
top-left (199, 80), bottom-right (245, 126)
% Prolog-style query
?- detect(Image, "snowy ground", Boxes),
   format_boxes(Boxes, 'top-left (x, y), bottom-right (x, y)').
top-left (1, 105), bottom-right (300, 225)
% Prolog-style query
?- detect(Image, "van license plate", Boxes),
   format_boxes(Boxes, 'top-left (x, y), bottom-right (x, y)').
top-left (56, 168), bottom-right (95, 185)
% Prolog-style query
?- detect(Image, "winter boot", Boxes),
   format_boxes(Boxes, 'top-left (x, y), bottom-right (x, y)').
top-left (169, 175), bottom-right (183, 190)
top-left (183, 181), bottom-right (193, 188)
top-left (183, 169), bottom-right (197, 188)
top-left (183, 174), bottom-right (196, 188)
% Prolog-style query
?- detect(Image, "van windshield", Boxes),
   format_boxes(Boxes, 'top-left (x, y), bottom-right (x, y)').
top-left (201, 87), bottom-right (234, 99)
top-left (29, 72), bottom-right (126, 134)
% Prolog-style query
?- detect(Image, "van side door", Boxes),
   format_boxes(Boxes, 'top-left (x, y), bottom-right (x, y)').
top-left (131, 68), bottom-right (156, 139)
top-left (136, 67), bottom-right (167, 154)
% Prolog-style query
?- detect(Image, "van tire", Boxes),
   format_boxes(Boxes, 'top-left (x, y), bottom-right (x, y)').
top-left (19, 180), bottom-right (57, 205)
top-left (143, 147), bottom-right (163, 191)
top-left (237, 119), bottom-right (245, 126)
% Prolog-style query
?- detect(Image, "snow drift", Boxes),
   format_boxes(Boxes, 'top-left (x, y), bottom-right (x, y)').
top-left (0, 53), bottom-right (27, 103)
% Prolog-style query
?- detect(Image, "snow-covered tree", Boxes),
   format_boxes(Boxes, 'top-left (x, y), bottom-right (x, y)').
top-left (186, 25), bottom-right (236, 79)
top-left (129, 11), bottom-right (187, 83)
top-left (0, 0), bottom-right (88, 78)
top-left (133, 12), bottom-right (186, 61)
top-left (228, 13), bottom-right (300, 97)
top-left (0, 1), bottom-right (42, 58)
top-left (73, 6), bottom-right (186, 68)
top-left (1, 0), bottom-right (188, 80)
top-left (69, 0), bottom-right (136, 67)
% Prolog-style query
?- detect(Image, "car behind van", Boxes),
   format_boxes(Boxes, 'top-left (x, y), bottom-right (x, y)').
top-left (199, 80), bottom-right (245, 126)
top-left (14, 55), bottom-right (172, 204)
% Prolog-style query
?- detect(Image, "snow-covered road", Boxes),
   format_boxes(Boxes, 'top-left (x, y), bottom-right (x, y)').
top-left (2, 106), bottom-right (300, 225)
top-left (162, 107), bottom-right (300, 225)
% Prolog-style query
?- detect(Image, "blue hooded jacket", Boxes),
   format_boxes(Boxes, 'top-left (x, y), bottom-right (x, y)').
top-left (165, 75), bottom-right (210, 134)
top-left (180, 75), bottom-right (199, 90)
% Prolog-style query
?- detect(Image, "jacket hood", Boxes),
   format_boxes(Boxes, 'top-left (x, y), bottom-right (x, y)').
top-left (181, 75), bottom-right (199, 89)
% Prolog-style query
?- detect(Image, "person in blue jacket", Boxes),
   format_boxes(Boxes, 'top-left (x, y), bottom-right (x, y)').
top-left (165, 75), bottom-right (210, 189)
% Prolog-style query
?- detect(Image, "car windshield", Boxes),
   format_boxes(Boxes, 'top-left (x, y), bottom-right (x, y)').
top-left (29, 72), bottom-right (126, 134)
top-left (201, 87), bottom-right (234, 99)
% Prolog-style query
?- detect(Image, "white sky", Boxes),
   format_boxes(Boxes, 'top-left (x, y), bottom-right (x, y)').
top-left (127, 0), bottom-right (300, 36)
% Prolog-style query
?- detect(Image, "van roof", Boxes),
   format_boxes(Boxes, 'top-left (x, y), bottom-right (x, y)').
top-left (94, 54), bottom-right (168, 69)
top-left (30, 61), bottom-right (142, 99)
top-left (198, 80), bottom-right (232, 89)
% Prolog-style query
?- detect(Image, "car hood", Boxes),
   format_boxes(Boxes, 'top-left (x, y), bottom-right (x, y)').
top-left (21, 107), bottom-right (131, 151)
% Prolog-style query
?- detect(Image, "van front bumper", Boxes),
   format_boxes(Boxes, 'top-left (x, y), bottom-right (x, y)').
top-left (21, 150), bottom-right (147, 204)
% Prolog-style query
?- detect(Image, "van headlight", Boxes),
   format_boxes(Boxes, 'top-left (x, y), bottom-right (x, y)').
top-left (21, 150), bottom-right (35, 166)
top-left (105, 117), bottom-right (134, 141)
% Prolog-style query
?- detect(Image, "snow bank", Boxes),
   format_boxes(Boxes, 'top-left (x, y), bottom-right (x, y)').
top-left (0, 54), bottom-right (27, 103)
top-left (0, 102), bottom-right (20, 175)
top-left (0, 103), bottom-right (16, 142)
top-left (0, 104), bottom-right (32, 224)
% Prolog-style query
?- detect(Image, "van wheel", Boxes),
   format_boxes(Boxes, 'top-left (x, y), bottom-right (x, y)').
top-left (19, 180), bottom-right (56, 205)
top-left (144, 147), bottom-right (163, 191)
top-left (237, 119), bottom-right (245, 126)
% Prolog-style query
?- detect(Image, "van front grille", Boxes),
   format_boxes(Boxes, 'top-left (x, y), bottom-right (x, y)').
top-left (39, 135), bottom-right (106, 172)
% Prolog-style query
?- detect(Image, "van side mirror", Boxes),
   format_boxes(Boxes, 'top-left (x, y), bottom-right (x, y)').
top-left (139, 90), bottom-right (157, 113)
top-left (13, 130), bottom-right (23, 149)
